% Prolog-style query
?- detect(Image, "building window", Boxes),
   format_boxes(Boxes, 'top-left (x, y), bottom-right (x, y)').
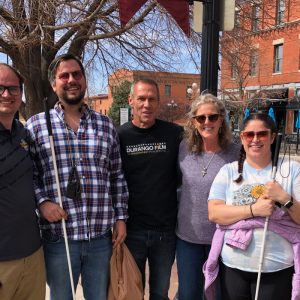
top-left (274, 44), bottom-right (283, 73)
top-left (235, 8), bottom-right (241, 28)
top-left (165, 84), bottom-right (171, 96)
top-left (104, 109), bottom-right (107, 115)
top-left (231, 63), bottom-right (238, 79)
top-left (249, 50), bottom-right (258, 76)
top-left (276, 0), bottom-right (285, 25)
top-left (252, 5), bottom-right (260, 32)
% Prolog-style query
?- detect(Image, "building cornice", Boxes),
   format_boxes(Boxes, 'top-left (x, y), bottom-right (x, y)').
top-left (222, 20), bottom-right (300, 43)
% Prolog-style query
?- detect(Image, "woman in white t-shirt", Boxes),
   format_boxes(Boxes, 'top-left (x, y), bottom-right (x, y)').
top-left (208, 113), bottom-right (300, 300)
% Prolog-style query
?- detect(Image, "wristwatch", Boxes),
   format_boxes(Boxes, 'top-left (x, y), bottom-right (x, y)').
top-left (283, 197), bottom-right (294, 209)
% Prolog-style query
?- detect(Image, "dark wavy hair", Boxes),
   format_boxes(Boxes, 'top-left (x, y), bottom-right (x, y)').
top-left (184, 93), bottom-right (232, 153)
top-left (48, 53), bottom-right (85, 85)
top-left (234, 113), bottom-right (277, 183)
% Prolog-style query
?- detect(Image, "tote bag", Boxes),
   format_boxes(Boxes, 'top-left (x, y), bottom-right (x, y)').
top-left (108, 243), bottom-right (143, 300)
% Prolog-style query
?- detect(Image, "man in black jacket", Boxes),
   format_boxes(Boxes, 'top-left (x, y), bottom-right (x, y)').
top-left (0, 63), bottom-right (45, 300)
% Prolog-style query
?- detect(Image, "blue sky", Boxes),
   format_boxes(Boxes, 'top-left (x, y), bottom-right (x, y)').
top-left (0, 53), bottom-right (9, 64)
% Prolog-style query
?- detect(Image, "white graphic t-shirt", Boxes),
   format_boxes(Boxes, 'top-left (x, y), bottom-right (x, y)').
top-left (208, 159), bottom-right (300, 272)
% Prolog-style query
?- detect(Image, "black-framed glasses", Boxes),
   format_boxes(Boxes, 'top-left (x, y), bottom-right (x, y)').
top-left (0, 85), bottom-right (21, 96)
top-left (241, 130), bottom-right (271, 142)
top-left (193, 114), bottom-right (220, 124)
top-left (57, 70), bottom-right (83, 82)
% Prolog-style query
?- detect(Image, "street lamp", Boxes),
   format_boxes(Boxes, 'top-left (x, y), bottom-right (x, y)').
top-left (167, 100), bottom-right (178, 123)
top-left (187, 82), bottom-right (200, 101)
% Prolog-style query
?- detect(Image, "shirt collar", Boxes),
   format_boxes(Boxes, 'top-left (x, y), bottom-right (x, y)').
top-left (0, 119), bottom-right (22, 135)
top-left (54, 101), bottom-right (92, 122)
top-left (0, 119), bottom-right (24, 137)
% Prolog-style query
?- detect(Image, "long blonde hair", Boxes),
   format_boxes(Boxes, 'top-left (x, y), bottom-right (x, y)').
top-left (184, 93), bottom-right (232, 153)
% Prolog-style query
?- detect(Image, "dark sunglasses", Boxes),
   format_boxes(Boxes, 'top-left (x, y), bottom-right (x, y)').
top-left (57, 70), bottom-right (83, 82)
top-left (193, 114), bottom-right (219, 124)
top-left (241, 130), bottom-right (270, 141)
top-left (0, 85), bottom-right (21, 96)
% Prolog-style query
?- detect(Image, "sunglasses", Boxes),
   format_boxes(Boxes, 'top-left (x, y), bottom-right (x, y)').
top-left (0, 85), bottom-right (21, 96)
top-left (241, 130), bottom-right (270, 141)
top-left (193, 114), bottom-right (220, 124)
top-left (57, 70), bottom-right (83, 82)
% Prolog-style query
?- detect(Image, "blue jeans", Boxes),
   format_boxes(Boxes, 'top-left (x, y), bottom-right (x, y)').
top-left (125, 229), bottom-right (176, 300)
top-left (42, 230), bottom-right (112, 300)
top-left (176, 238), bottom-right (211, 300)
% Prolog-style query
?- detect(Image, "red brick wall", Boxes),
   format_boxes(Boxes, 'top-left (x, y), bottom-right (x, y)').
top-left (221, 1), bottom-right (300, 98)
top-left (89, 95), bottom-right (110, 115)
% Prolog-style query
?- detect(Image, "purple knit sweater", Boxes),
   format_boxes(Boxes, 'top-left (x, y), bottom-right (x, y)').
top-left (176, 140), bottom-right (240, 244)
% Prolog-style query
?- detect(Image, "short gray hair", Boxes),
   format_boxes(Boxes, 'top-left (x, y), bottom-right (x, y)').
top-left (129, 78), bottom-right (160, 100)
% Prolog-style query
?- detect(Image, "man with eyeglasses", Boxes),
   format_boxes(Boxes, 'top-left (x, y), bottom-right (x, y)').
top-left (26, 54), bottom-right (128, 300)
top-left (0, 63), bottom-right (46, 300)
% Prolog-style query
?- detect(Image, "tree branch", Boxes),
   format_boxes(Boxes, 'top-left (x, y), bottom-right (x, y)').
top-left (0, 6), bottom-right (15, 27)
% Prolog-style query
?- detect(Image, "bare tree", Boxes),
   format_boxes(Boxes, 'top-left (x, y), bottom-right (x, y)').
top-left (0, 0), bottom-right (201, 118)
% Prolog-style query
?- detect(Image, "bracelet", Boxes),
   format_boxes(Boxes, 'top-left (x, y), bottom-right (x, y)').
top-left (249, 204), bottom-right (255, 218)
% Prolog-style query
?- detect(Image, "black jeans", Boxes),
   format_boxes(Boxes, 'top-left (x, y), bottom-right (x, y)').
top-left (219, 261), bottom-right (293, 300)
top-left (125, 229), bottom-right (176, 300)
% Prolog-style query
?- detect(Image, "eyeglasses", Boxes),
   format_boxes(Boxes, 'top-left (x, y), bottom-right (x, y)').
top-left (57, 70), bottom-right (83, 82)
top-left (0, 85), bottom-right (21, 96)
top-left (241, 130), bottom-right (270, 142)
top-left (193, 114), bottom-right (219, 124)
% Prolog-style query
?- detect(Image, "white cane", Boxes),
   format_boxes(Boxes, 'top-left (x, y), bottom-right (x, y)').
top-left (254, 132), bottom-right (282, 300)
top-left (44, 98), bottom-right (76, 300)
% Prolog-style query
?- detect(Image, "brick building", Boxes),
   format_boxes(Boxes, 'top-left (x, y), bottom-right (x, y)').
top-left (93, 68), bottom-right (200, 124)
top-left (88, 94), bottom-right (110, 116)
top-left (221, 0), bottom-right (300, 133)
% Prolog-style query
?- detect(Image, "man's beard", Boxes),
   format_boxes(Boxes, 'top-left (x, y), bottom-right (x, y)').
top-left (61, 90), bottom-right (85, 106)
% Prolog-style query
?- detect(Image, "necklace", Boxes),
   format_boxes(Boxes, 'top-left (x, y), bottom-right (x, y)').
top-left (201, 152), bottom-right (216, 177)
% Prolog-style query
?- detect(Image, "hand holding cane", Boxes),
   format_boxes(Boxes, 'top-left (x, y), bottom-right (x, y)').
top-left (254, 132), bottom-right (282, 300)
top-left (44, 98), bottom-right (76, 300)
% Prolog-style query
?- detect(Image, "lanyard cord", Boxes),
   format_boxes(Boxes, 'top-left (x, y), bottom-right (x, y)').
top-left (63, 119), bottom-right (91, 241)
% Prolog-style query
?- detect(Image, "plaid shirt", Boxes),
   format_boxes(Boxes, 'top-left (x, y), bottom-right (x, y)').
top-left (26, 103), bottom-right (128, 240)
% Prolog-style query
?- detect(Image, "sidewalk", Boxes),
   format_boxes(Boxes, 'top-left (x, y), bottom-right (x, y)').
top-left (46, 262), bottom-right (178, 300)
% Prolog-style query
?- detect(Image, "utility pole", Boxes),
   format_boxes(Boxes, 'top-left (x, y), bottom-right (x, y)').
top-left (167, 100), bottom-right (178, 123)
top-left (191, 0), bottom-right (235, 95)
top-left (199, 0), bottom-right (221, 96)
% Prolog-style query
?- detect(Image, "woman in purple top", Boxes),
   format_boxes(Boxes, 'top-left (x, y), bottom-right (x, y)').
top-left (176, 93), bottom-right (239, 300)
